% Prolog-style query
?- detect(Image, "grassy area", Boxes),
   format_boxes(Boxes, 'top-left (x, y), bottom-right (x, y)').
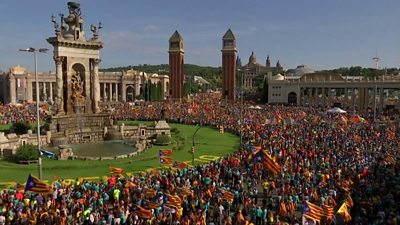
top-left (116, 120), bottom-right (155, 126)
top-left (0, 123), bottom-right (239, 185)
top-left (0, 124), bottom-right (9, 132)
top-left (0, 122), bottom-right (45, 133)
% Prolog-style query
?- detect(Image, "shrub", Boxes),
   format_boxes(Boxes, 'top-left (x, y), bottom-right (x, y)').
top-left (13, 144), bottom-right (38, 162)
top-left (153, 134), bottom-right (171, 146)
top-left (10, 122), bottom-right (31, 135)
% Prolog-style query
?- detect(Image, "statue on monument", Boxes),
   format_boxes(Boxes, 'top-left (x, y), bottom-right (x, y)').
top-left (67, 2), bottom-right (81, 16)
top-left (71, 71), bottom-right (85, 113)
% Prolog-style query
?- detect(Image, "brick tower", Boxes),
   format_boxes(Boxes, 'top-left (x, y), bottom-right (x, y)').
top-left (221, 29), bottom-right (237, 101)
top-left (168, 30), bottom-right (184, 100)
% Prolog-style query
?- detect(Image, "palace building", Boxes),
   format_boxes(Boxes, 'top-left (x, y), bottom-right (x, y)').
top-left (0, 65), bottom-right (169, 104)
top-left (237, 52), bottom-right (283, 93)
top-left (267, 68), bottom-right (400, 111)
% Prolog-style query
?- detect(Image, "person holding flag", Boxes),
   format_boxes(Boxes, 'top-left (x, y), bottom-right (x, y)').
top-left (24, 174), bottom-right (53, 193)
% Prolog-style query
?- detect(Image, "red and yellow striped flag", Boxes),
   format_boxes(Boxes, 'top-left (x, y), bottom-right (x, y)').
top-left (165, 193), bottom-right (182, 208)
top-left (323, 204), bottom-right (334, 218)
top-left (160, 156), bottom-right (173, 165)
top-left (219, 189), bottom-right (234, 203)
top-left (110, 167), bottom-right (124, 174)
top-left (24, 174), bottom-right (53, 193)
top-left (303, 201), bottom-right (324, 222)
top-left (132, 205), bottom-right (152, 219)
top-left (145, 188), bottom-right (157, 197)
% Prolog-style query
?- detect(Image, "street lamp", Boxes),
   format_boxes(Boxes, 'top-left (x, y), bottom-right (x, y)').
top-left (192, 125), bottom-right (201, 167)
top-left (237, 65), bottom-right (248, 146)
top-left (19, 47), bottom-right (48, 179)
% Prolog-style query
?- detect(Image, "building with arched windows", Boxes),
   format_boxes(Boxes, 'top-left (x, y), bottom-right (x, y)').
top-left (0, 65), bottom-right (169, 104)
top-left (267, 69), bottom-right (400, 111)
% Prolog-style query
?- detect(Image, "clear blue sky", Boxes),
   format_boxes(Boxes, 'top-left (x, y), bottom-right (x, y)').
top-left (0, 0), bottom-right (399, 72)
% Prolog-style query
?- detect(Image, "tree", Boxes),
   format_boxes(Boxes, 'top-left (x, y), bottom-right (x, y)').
top-left (12, 144), bottom-right (38, 162)
top-left (153, 134), bottom-right (171, 146)
top-left (10, 122), bottom-right (31, 135)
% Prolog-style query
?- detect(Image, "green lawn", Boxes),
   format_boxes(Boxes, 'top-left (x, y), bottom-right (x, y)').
top-left (0, 124), bottom-right (10, 132)
top-left (0, 122), bottom-right (45, 133)
top-left (0, 122), bottom-right (239, 187)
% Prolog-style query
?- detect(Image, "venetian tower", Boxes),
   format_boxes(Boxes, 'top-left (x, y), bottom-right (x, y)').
top-left (47, 2), bottom-right (103, 114)
top-left (221, 29), bottom-right (237, 101)
top-left (168, 30), bottom-right (184, 100)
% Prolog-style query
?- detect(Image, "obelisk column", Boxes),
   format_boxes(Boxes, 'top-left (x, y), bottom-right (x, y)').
top-left (54, 56), bottom-right (64, 113)
top-left (93, 58), bottom-right (101, 113)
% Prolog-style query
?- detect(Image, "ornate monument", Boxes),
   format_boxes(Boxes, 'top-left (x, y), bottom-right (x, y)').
top-left (45, 2), bottom-right (111, 144)
top-left (47, 1), bottom-right (102, 114)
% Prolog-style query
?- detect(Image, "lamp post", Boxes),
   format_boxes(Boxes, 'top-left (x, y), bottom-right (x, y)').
top-left (192, 125), bottom-right (201, 167)
top-left (237, 65), bottom-right (248, 146)
top-left (19, 47), bottom-right (48, 179)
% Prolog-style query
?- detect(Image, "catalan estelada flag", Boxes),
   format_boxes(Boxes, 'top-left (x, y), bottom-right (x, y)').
top-left (110, 167), bottom-right (124, 174)
top-left (164, 193), bottom-right (182, 209)
top-left (303, 201), bottom-right (324, 222)
top-left (252, 149), bottom-right (281, 175)
top-left (160, 156), bottom-right (173, 164)
top-left (24, 174), bottom-right (53, 193)
top-left (173, 161), bottom-right (188, 169)
top-left (145, 188), bottom-right (157, 197)
top-left (143, 200), bottom-right (160, 210)
top-left (131, 205), bottom-right (152, 219)
top-left (159, 149), bottom-right (173, 156)
top-left (219, 189), bottom-right (234, 203)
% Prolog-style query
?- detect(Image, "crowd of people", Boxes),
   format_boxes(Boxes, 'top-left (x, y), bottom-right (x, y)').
top-left (0, 93), bottom-right (399, 224)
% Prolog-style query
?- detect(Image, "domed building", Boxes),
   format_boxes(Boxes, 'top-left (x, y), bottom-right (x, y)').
top-left (237, 52), bottom-right (283, 93)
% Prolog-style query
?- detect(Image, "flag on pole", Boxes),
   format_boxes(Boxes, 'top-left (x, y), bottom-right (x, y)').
top-left (24, 174), bottom-right (53, 193)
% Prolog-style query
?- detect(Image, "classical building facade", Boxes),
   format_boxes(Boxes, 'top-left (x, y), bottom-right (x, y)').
top-left (168, 31), bottom-right (185, 100)
top-left (0, 66), bottom-right (169, 104)
top-left (267, 72), bottom-right (400, 111)
top-left (221, 29), bottom-right (237, 101)
top-left (238, 52), bottom-right (283, 92)
top-left (0, 2), bottom-right (169, 106)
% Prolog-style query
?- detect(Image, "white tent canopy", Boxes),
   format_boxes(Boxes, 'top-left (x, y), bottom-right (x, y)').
top-left (327, 107), bottom-right (347, 114)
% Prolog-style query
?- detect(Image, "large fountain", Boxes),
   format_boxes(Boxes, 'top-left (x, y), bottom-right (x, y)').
top-left (45, 2), bottom-right (111, 145)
